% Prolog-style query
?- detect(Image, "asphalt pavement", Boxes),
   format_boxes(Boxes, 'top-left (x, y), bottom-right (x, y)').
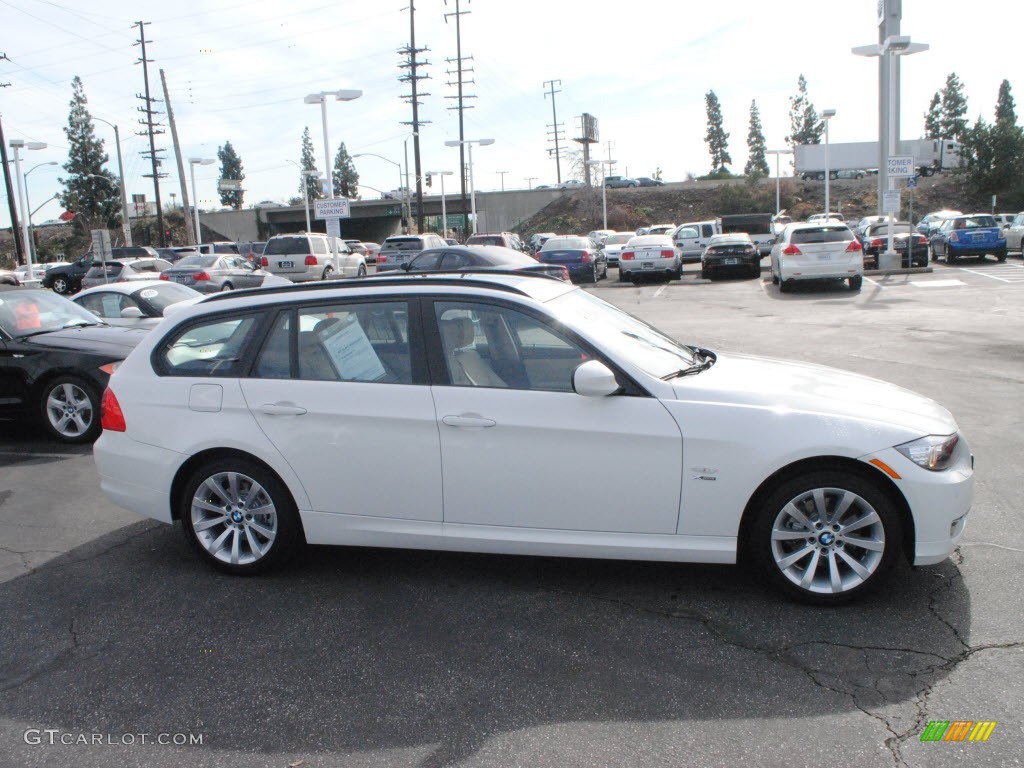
top-left (1, 257), bottom-right (1021, 768)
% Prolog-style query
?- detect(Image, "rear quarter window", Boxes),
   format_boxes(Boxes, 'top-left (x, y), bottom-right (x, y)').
top-left (157, 315), bottom-right (261, 377)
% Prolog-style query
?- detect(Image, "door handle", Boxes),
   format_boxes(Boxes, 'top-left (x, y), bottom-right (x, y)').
top-left (259, 402), bottom-right (308, 416)
top-left (442, 414), bottom-right (496, 428)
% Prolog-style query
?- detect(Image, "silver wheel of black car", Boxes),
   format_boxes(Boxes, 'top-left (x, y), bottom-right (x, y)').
top-left (751, 470), bottom-right (901, 604)
top-left (181, 458), bottom-right (302, 574)
top-left (52, 276), bottom-right (71, 294)
top-left (40, 376), bottom-right (101, 443)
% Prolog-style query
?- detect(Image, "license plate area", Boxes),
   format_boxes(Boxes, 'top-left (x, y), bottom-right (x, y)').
top-left (279, 261), bottom-right (294, 268)
top-left (642, 262), bottom-right (654, 269)
top-left (724, 258), bottom-right (738, 265)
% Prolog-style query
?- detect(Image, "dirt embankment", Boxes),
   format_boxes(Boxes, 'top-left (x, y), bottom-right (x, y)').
top-left (514, 173), bottom-right (983, 237)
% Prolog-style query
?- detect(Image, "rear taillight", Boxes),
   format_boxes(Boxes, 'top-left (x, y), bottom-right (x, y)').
top-left (621, 250), bottom-right (634, 260)
top-left (260, 256), bottom-right (269, 267)
top-left (661, 249), bottom-right (675, 259)
top-left (377, 253), bottom-right (388, 263)
top-left (581, 250), bottom-right (592, 263)
top-left (194, 271), bottom-right (211, 282)
top-left (304, 255), bottom-right (318, 266)
top-left (100, 387), bottom-right (126, 432)
top-left (916, 235), bottom-right (927, 245)
top-left (782, 244), bottom-right (802, 256)
top-left (159, 273), bottom-right (169, 280)
top-left (846, 239), bottom-right (862, 252)
top-left (869, 238), bottom-right (884, 248)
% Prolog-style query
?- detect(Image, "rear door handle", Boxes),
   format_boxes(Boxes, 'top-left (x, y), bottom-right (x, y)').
top-left (442, 414), bottom-right (496, 428)
top-left (259, 402), bottom-right (308, 416)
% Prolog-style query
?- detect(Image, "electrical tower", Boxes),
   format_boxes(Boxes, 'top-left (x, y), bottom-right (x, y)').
top-left (544, 79), bottom-right (565, 184)
top-left (398, 0), bottom-right (431, 233)
top-left (133, 21), bottom-right (167, 247)
top-left (444, 0), bottom-right (475, 236)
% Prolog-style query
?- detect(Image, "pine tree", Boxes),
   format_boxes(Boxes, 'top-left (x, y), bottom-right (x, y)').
top-left (299, 127), bottom-right (322, 201)
top-left (988, 80), bottom-right (1024, 193)
top-left (704, 90), bottom-right (731, 177)
top-left (744, 100), bottom-right (770, 178)
top-left (994, 78), bottom-right (1017, 125)
top-left (924, 92), bottom-right (943, 139)
top-left (58, 76), bottom-right (120, 239)
top-left (332, 141), bottom-right (360, 200)
top-left (939, 72), bottom-right (969, 140)
top-left (787, 74), bottom-right (823, 152)
top-left (217, 141), bottom-right (245, 210)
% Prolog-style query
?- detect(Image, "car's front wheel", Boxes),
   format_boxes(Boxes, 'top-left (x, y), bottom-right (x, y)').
top-left (39, 375), bottom-right (101, 443)
top-left (180, 458), bottom-right (302, 575)
top-left (51, 276), bottom-right (71, 295)
top-left (947, 250), bottom-right (957, 265)
top-left (749, 469), bottom-right (902, 604)
top-left (357, 264), bottom-right (367, 277)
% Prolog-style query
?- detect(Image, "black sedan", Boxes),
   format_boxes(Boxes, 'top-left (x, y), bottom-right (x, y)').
top-left (0, 287), bottom-right (147, 443)
top-left (861, 221), bottom-right (929, 269)
top-left (388, 245), bottom-right (570, 281)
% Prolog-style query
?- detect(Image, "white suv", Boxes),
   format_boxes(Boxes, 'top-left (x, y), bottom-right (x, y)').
top-left (260, 234), bottom-right (366, 282)
top-left (94, 272), bottom-right (972, 604)
top-left (771, 222), bottom-right (864, 292)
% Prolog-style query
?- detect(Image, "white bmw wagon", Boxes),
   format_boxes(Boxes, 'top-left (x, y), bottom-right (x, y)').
top-left (94, 272), bottom-right (973, 603)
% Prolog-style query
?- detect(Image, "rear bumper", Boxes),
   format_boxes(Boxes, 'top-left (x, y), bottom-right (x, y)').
top-left (949, 241), bottom-right (1007, 256)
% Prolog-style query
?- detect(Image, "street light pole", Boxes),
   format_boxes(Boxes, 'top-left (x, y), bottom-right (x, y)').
top-left (300, 170), bottom-right (322, 232)
top-left (188, 158), bottom-right (215, 246)
top-left (822, 109), bottom-right (836, 218)
top-left (765, 149), bottom-right (790, 216)
top-left (353, 152), bottom-right (406, 231)
top-left (93, 117), bottom-right (132, 246)
top-left (587, 159), bottom-right (609, 230)
top-left (445, 138), bottom-right (494, 236)
top-left (24, 161), bottom-right (58, 264)
top-left (9, 139), bottom-right (47, 270)
top-left (427, 170), bottom-right (453, 237)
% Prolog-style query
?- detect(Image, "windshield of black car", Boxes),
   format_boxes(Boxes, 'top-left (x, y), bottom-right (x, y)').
top-left (868, 224), bottom-right (913, 236)
top-left (546, 288), bottom-right (698, 378)
top-left (0, 290), bottom-right (102, 338)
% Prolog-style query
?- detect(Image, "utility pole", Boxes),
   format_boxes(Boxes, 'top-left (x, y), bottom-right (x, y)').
top-left (444, 0), bottom-right (475, 236)
top-left (496, 170), bottom-right (508, 191)
top-left (524, 176), bottom-right (537, 189)
top-left (160, 68), bottom-right (195, 245)
top-left (133, 21), bottom-right (167, 247)
top-left (544, 79), bottom-right (565, 183)
top-left (398, 0), bottom-right (430, 233)
top-left (0, 56), bottom-right (25, 265)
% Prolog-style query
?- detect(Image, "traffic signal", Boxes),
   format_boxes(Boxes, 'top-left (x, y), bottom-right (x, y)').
top-left (426, 174), bottom-right (432, 188)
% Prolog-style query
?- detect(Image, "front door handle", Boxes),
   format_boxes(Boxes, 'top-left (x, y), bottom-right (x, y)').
top-left (442, 414), bottom-right (496, 428)
top-left (259, 402), bottom-right (307, 416)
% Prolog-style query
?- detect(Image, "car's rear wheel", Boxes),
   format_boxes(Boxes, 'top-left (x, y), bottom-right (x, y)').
top-left (618, 268), bottom-right (628, 282)
top-left (779, 279), bottom-right (792, 293)
top-left (749, 469), bottom-right (902, 604)
top-left (180, 458), bottom-right (302, 575)
top-left (220, 282), bottom-right (233, 292)
top-left (996, 249), bottom-right (1007, 262)
top-left (848, 275), bottom-right (862, 291)
top-left (816, 172), bottom-right (826, 181)
top-left (51, 276), bottom-right (71, 295)
top-left (39, 375), bottom-right (101, 443)
top-left (357, 264), bottom-right (367, 277)
top-left (321, 265), bottom-right (334, 280)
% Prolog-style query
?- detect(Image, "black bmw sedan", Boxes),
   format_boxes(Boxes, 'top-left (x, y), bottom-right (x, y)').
top-left (0, 286), bottom-right (147, 443)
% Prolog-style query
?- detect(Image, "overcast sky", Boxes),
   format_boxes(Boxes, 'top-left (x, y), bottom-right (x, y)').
top-left (1, 0), bottom-right (1020, 232)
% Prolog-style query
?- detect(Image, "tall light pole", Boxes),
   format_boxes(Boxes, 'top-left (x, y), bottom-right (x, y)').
top-left (300, 170), bottom-right (322, 232)
top-left (24, 161), bottom-right (58, 264)
top-left (587, 159), bottom-right (609, 230)
top-left (353, 153), bottom-right (406, 231)
top-left (303, 89), bottom-right (362, 199)
top-left (92, 117), bottom-right (132, 246)
top-left (853, 35), bottom-right (928, 268)
top-left (765, 149), bottom-right (791, 216)
top-left (188, 158), bottom-right (215, 245)
top-left (426, 170), bottom-right (453, 237)
top-left (9, 139), bottom-right (47, 270)
top-left (822, 109), bottom-right (836, 218)
top-left (444, 138), bottom-right (494, 235)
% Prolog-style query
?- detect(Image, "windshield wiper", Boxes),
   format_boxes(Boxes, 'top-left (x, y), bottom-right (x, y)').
top-left (661, 349), bottom-right (716, 379)
top-left (61, 319), bottom-right (102, 329)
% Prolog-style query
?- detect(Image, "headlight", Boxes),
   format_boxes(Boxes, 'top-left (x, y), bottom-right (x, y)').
top-left (895, 433), bottom-right (959, 471)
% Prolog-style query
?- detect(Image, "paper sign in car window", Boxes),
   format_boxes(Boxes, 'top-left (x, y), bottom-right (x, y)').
top-left (102, 295), bottom-right (122, 317)
top-left (319, 317), bottom-right (386, 382)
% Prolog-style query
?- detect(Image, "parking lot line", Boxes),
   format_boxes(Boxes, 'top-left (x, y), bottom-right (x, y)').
top-left (958, 264), bottom-right (1024, 283)
top-left (912, 279), bottom-right (967, 288)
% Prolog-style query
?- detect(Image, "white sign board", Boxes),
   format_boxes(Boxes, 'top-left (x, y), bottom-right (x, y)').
top-left (887, 155), bottom-right (915, 178)
top-left (314, 198), bottom-right (351, 219)
top-left (90, 229), bottom-right (113, 260)
top-left (325, 218), bottom-right (341, 238)
top-left (883, 190), bottom-right (901, 214)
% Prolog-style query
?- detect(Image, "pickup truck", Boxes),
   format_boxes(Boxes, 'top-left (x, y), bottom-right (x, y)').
top-left (673, 214), bottom-right (775, 262)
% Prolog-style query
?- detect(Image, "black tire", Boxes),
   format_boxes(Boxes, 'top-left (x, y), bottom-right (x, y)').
top-left (848, 275), bottom-right (863, 291)
top-left (321, 265), bottom-right (334, 281)
top-left (922, 167), bottom-right (935, 177)
top-left (357, 263), bottom-right (367, 277)
top-left (748, 468), bottom-right (903, 604)
top-left (779, 279), bottom-right (792, 293)
top-left (946, 250), bottom-right (957, 265)
top-left (996, 249), bottom-right (1007, 263)
top-left (38, 375), bottom-right (101, 444)
top-left (180, 457), bottom-right (303, 575)
top-left (220, 282), bottom-right (233, 292)
top-left (586, 264), bottom-right (598, 283)
top-left (816, 172), bottom-right (826, 181)
top-left (829, 171), bottom-right (838, 180)
top-left (618, 268), bottom-right (628, 283)
top-left (51, 276), bottom-right (71, 295)
top-left (700, 269), bottom-right (710, 280)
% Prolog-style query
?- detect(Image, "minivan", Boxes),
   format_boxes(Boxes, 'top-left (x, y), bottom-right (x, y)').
top-left (375, 234), bottom-right (448, 272)
top-left (260, 234), bottom-right (366, 282)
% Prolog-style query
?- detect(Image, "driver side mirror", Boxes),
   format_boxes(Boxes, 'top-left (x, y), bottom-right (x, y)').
top-left (400, 262), bottom-right (411, 271)
top-left (572, 360), bottom-right (621, 397)
top-left (120, 306), bottom-right (144, 319)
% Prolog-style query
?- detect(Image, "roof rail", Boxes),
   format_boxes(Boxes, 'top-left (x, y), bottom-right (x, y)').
top-left (200, 270), bottom-right (561, 304)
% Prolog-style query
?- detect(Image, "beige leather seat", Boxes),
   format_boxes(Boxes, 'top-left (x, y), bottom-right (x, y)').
top-left (439, 317), bottom-right (506, 387)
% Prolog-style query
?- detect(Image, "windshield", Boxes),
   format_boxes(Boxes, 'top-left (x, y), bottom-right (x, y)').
top-left (176, 255), bottom-right (219, 268)
top-left (546, 289), bottom-right (698, 378)
top-left (132, 283), bottom-right (199, 312)
top-left (0, 289), bottom-right (102, 338)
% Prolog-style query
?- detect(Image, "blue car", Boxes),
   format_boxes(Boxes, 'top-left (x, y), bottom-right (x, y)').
top-left (929, 214), bottom-right (1007, 264)
top-left (537, 236), bottom-right (608, 283)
